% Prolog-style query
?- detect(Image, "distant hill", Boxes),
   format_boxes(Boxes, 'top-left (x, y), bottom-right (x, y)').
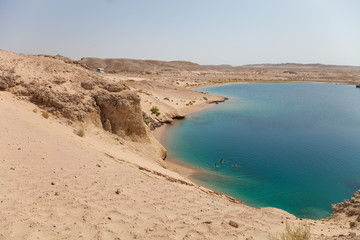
top-left (79, 57), bottom-right (204, 73)
top-left (80, 57), bottom-right (360, 74)
top-left (238, 63), bottom-right (358, 69)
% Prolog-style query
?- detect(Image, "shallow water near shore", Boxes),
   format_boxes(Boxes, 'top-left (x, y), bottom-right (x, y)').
top-left (162, 83), bottom-right (360, 219)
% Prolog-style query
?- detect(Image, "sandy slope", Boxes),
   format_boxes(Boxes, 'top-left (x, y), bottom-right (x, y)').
top-left (1, 50), bottom-right (359, 239)
top-left (1, 91), bottom-right (359, 240)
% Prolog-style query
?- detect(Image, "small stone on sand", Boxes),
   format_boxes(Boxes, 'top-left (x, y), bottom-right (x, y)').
top-left (229, 220), bottom-right (239, 228)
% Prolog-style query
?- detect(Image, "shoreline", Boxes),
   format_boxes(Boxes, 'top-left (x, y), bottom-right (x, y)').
top-left (152, 81), bottom-right (358, 221)
top-left (153, 100), bottom-right (221, 179)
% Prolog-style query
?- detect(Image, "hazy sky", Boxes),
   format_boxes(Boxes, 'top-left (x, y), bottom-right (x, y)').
top-left (0, 0), bottom-right (359, 66)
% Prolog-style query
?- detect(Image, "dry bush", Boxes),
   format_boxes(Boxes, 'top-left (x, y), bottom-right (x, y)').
top-left (269, 222), bottom-right (311, 240)
top-left (41, 111), bottom-right (49, 119)
top-left (75, 127), bottom-right (85, 137)
top-left (33, 108), bottom-right (38, 113)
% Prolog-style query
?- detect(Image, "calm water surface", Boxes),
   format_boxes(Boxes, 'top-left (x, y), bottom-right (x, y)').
top-left (163, 83), bottom-right (360, 219)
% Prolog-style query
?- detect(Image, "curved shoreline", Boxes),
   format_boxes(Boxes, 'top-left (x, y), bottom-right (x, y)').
top-left (153, 100), bottom-right (221, 180)
top-left (153, 82), bottom-right (360, 221)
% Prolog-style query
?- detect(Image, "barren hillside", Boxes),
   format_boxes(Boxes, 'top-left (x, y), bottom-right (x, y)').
top-left (1, 49), bottom-right (360, 239)
top-left (79, 57), bottom-right (204, 74)
top-left (80, 57), bottom-right (360, 85)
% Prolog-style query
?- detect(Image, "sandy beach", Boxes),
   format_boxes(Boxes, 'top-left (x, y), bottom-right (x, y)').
top-left (1, 50), bottom-right (360, 239)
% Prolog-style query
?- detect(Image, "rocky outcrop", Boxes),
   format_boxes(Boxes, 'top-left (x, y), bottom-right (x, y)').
top-left (0, 50), bottom-right (154, 144)
top-left (331, 190), bottom-right (360, 229)
top-left (0, 68), bottom-right (20, 90)
top-left (94, 90), bottom-right (150, 142)
top-left (101, 82), bottom-right (129, 92)
top-left (332, 190), bottom-right (360, 215)
top-left (24, 82), bottom-right (99, 121)
top-left (208, 97), bottom-right (228, 104)
top-left (81, 82), bottom-right (94, 90)
top-left (142, 112), bottom-right (162, 130)
top-left (22, 82), bottom-right (151, 142)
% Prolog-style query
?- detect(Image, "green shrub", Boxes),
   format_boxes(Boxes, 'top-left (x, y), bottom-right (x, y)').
top-left (150, 106), bottom-right (160, 116)
top-left (203, 96), bottom-right (208, 101)
top-left (137, 89), bottom-right (152, 96)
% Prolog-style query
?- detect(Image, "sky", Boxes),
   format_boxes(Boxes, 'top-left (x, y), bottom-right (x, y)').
top-left (0, 0), bottom-right (359, 66)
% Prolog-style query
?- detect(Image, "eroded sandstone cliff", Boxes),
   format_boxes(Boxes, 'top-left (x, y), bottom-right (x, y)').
top-left (94, 90), bottom-right (150, 142)
top-left (0, 50), bottom-right (164, 160)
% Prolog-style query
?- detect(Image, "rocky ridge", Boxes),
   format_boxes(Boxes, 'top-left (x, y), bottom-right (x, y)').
top-left (80, 57), bottom-right (360, 85)
top-left (331, 190), bottom-right (360, 230)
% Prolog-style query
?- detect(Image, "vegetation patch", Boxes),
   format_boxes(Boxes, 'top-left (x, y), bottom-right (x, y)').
top-left (269, 222), bottom-right (311, 240)
top-left (136, 89), bottom-right (152, 96)
top-left (150, 106), bottom-right (160, 116)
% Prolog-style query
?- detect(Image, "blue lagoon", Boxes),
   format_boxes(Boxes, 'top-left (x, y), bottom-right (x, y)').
top-left (162, 83), bottom-right (360, 219)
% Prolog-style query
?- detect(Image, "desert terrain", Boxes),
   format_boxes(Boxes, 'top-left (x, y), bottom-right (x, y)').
top-left (1, 49), bottom-right (360, 239)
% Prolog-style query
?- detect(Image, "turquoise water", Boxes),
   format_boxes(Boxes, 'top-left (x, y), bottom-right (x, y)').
top-left (163, 83), bottom-right (360, 219)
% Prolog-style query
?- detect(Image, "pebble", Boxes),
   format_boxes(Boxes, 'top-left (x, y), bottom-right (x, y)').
top-left (229, 220), bottom-right (239, 228)
top-left (349, 221), bottom-right (356, 228)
